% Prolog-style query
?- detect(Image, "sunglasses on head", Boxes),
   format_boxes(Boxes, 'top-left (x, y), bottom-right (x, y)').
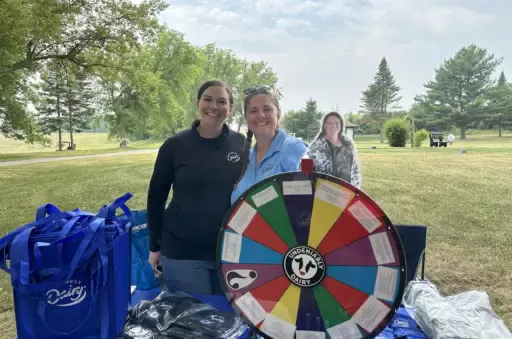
top-left (243, 84), bottom-right (275, 97)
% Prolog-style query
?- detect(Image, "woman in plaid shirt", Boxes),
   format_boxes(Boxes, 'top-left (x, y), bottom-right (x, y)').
top-left (308, 111), bottom-right (361, 188)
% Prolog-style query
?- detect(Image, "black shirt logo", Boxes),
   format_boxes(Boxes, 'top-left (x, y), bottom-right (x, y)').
top-left (284, 246), bottom-right (326, 287)
top-left (226, 152), bottom-right (240, 162)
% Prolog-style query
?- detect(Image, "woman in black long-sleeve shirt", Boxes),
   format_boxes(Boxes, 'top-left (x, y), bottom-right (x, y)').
top-left (146, 80), bottom-right (246, 295)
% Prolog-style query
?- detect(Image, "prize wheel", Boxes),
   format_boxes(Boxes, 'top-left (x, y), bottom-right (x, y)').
top-left (217, 169), bottom-right (407, 339)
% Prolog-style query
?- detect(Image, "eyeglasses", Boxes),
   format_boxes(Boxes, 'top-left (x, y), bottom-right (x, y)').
top-left (243, 84), bottom-right (275, 97)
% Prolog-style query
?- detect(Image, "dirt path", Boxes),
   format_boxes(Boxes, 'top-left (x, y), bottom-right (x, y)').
top-left (0, 149), bottom-right (158, 167)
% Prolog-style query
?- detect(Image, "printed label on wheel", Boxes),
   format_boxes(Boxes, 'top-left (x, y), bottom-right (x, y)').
top-left (217, 171), bottom-right (407, 339)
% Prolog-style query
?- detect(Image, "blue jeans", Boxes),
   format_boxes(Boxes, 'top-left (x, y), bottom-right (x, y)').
top-left (161, 256), bottom-right (224, 295)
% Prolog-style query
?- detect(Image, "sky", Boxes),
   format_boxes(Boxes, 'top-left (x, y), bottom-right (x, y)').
top-left (147, 0), bottom-right (512, 114)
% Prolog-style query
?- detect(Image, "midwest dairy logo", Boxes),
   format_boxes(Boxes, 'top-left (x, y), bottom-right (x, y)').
top-left (226, 152), bottom-right (240, 162)
top-left (46, 280), bottom-right (87, 307)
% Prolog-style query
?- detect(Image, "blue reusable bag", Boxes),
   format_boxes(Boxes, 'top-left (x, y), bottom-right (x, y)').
top-left (0, 193), bottom-right (134, 339)
top-left (130, 210), bottom-right (159, 291)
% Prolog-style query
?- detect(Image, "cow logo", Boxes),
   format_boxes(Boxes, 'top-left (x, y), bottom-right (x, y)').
top-left (226, 152), bottom-right (240, 162)
top-left (284, 246), bottom-right (325, 287)
top-left (46, 280), bottom-right (87, 307)
top-left (226, 270), bottom-right (258, 290)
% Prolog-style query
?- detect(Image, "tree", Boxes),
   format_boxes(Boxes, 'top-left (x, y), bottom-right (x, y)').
top-left (0, 0), bottom-right (167, 142)
top-left (36, 63), bottom-right (68, 150)
top-left (302, 99), bottom-right (323, 141)
top-left (0, 72), bottom-right (43, 142)
top-left (483, 71), bottom-right (512, 136)
top-left (35, 62), bottom-right (96, 149)
top-left (360, 58), bottom-right (402, 115)
top-left (99, 27), bottom-right (204, 139)
top-left (418, 44), bottom-right (502, 139)
top-left (63, 66), bottom-right (96, 146)
top-left (281, 110), bottom-right (302, 135)
top-left (145, 29), bottom-right (205, 138)
top-left (281, 99), bottom-right (323, 141)
top-left (383, 118), bottom-right (409, 147)
top-left (360, 57), bottom-right (402, 142)
top-left (0, 0), bottom-right (167, 75)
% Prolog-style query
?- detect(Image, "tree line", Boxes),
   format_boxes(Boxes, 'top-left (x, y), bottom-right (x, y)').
top-left (353, 45), bottom-right (512, 140)
top-left (2, 1), bottom-right (510, 148)
top-left (231, 44), bottom-right (512, 144)
top-left (0, 0), bottom-right (279, 148)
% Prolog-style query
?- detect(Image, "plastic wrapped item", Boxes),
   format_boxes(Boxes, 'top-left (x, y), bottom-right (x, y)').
top-left (117, 291), bottom-right (247, 339)
top-left (403, 280), bottom-right (512, 339)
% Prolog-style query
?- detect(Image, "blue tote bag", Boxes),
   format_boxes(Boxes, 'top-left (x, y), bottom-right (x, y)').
top-left (130, 210), bottom-right (158, 291)
top-left (0, 193), bottom-right (134, 339)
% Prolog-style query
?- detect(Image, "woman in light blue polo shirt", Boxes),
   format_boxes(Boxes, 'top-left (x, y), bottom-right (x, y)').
top-left (231, 85), bottom-right (308, 204)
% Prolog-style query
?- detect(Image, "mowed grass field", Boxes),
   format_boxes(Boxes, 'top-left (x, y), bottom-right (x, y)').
top-left (0, 133), bottom-right (510, 336)
top-left (0, 133), bottom-right (162, 162)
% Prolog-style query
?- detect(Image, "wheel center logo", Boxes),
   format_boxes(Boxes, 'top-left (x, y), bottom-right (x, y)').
top-left (284, 246), bottom-right (326, 287)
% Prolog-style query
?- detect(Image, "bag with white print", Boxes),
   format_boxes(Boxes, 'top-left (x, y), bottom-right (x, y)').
top-left (0, 193), bottom-right (134, 339)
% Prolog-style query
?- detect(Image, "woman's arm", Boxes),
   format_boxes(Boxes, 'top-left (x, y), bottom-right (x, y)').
top-left (146, 139), bottom-right (175, 252)
top-left (351, 147), bottom-right (362, 189)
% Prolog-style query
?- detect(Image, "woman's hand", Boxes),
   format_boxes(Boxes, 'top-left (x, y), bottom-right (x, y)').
top-left (148, 251), bottom-right (162, 271)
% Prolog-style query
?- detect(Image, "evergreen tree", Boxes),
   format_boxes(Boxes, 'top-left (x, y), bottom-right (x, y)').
top-left (360, 57), bottom-right (402, 116)
top-left (302, 98), bottom-right (323, 141)
top-left (360, 57), bottom-right (402, 142)
top-left (498, 71), bottom-right (507, 85)
top-left (36, 64), bottom-right (68, 150)
top-left (64, 69), bottom-right (96, 147)
top-left (280, 99), bottom-right (323, 141)
top-left (484, 71), bottom-right (512, 136)
top-left (418, 44), bottom-right (502, 139)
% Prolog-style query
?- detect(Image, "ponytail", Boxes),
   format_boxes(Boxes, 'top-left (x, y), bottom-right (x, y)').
top-left (191, 118), bottom-right (200, 128)
top-left (234, 130), bottom-right (253, 188)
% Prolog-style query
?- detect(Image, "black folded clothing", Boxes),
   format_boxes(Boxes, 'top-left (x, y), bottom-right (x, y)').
top-left (117, 292), bottom-right (247, 339)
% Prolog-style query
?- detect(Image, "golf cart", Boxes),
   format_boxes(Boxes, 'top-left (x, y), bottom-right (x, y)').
top-left (429, 132), bottom-right (448, 147)
top-left (60, 141), bottom-right (76, 151)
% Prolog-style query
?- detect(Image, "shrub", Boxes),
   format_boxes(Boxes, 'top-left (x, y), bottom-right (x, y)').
top-left (383, 118), bottom-right (410, 147)
top-left (414, 129), bottom-right (429, 147)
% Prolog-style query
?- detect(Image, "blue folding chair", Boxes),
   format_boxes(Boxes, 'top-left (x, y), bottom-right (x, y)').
top-left (395, 224), bottom-right (427, 285)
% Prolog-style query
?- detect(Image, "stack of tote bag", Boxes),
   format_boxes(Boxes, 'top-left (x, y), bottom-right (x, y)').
top-left (130, 210), bottom-right (160, 291)
top-left (0, 193), bottom-right (134, 339)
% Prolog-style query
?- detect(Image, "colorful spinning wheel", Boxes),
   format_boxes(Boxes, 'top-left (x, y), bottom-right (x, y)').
top-left (217, 169), bottom-right (407, 339)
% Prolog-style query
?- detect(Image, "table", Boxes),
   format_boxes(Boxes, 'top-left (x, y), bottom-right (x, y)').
top-left (130, 289), bottom-right (422, 339)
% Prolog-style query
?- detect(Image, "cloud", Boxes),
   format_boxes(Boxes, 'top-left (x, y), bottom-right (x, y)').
top-left (253, 0), bottom-right (321, 15)
top-left (150, 0), bottom-right (512, 114)
top-left (275, 18), bottom-right (311, 30)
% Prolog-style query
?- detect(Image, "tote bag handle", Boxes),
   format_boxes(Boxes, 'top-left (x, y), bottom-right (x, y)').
top-left (0, 210), bottom-right (96, 273)
top-left (10, 217), bottom-right (105, 293)
top-left (97, 193), bottom-right (133, 225)
top-left (32, 215), bottom-right (93, 278)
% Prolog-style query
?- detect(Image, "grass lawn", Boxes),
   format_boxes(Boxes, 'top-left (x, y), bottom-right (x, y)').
top-left (0, 133), bottom-right (163, 162)
top-left (0, 133), bottom-right (510, 335)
